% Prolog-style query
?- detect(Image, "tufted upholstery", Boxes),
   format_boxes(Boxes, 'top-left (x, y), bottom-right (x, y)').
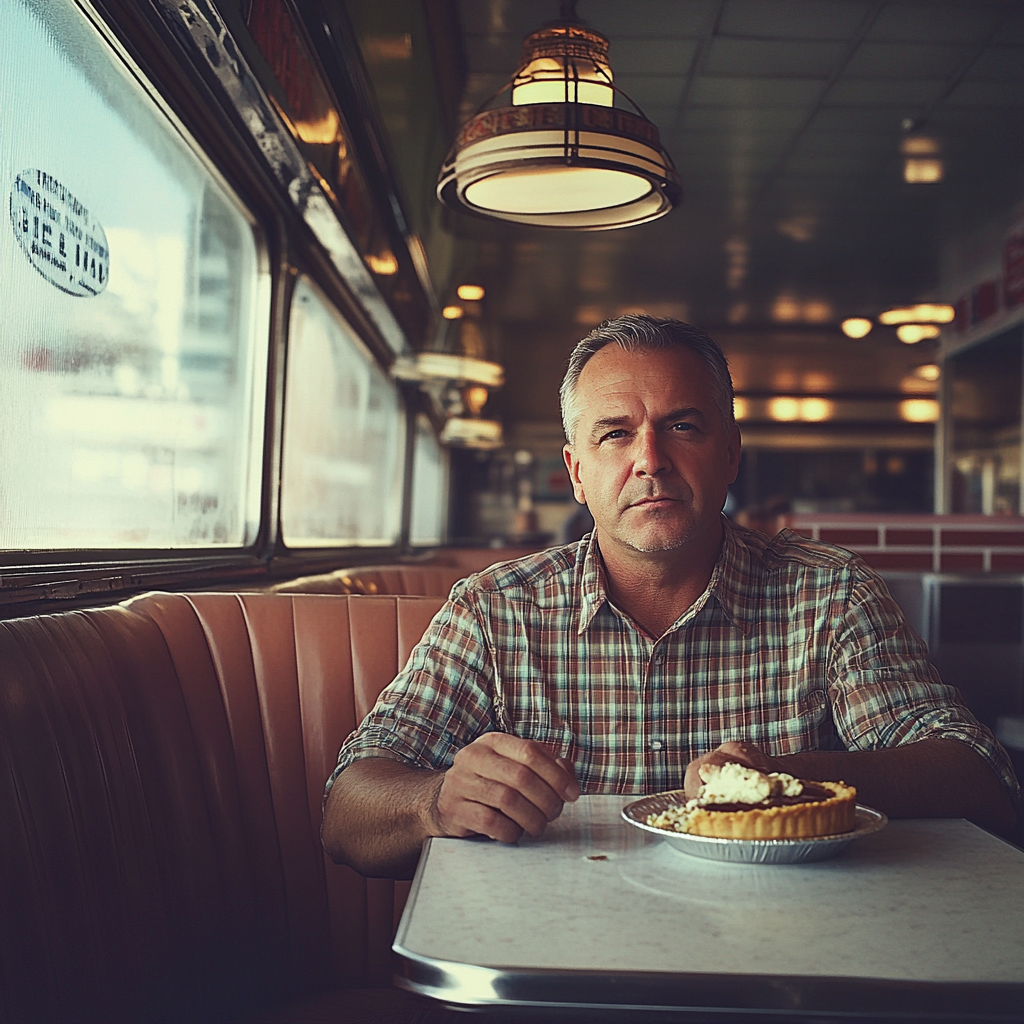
top-left (268, 547), bottom-right (541, 597)
top-left (0, 592), bottom-right (445, 1024)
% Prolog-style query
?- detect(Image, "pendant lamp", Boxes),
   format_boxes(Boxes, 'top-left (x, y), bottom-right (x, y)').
top-left (437, 1), bottom-right (681, 230)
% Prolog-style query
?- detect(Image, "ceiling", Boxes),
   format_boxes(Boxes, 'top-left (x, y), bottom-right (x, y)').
top-left (348, 0), bottom-right (1024, 436)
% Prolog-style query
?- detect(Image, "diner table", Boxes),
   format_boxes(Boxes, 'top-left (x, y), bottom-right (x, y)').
top-left (393, 795), bottom-right (1024, 1021)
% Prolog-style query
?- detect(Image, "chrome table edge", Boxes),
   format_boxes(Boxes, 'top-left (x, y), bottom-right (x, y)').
top-left (391, 947), bottom-right (1024, 1020)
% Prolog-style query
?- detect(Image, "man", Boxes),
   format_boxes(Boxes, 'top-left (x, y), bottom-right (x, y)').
top-left (322, 315), bottom-right (1019, 877)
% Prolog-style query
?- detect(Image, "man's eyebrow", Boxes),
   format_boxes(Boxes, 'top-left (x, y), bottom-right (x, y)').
top-left (589, 415), bottom-right (631, 435)
top-left (661, 407), bottom-right (706, 424)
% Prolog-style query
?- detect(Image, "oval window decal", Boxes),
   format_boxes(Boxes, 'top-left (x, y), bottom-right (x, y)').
top-left (8, 169), bottom-right (109, 297)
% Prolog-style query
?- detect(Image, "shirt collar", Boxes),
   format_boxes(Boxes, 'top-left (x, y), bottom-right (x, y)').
top-left (577, 529), bottom-right (606, 633)
top-left (575, 515), bottom-right (756, 637)
top-left (705, 516), bottom-right (757, 636)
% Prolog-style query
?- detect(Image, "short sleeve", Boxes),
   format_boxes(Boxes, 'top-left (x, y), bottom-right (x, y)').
top-left (324, 582), bottom-right (497, 797)
top-left (827, 563), bottom-right (1020, 804)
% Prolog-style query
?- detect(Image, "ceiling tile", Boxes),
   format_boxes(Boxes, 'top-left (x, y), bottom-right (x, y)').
top-left (704, 38), bottom-right (846, 77)
top-left (867, 3), bottom-right (1005, 43)
top-left (999, 6), bottom-right (1024, 44)
top-left (824, 78), bottom-right (947, 105)
top-left (460, 73), bottom-right (508, 113)
top-left (720, 0), bottom-right (870, 40)
top-left (608, 38), bottom-right (698, 74)
top-left (615, 74), bottom-right (686, 109)
top-left (945, 80), bottom-right (1024, 106)
top-left (843, 42), bottom-right (974, 79)
top-left (928, 105), bottom-right (1024, 136)
top-left (808, 106), bottom-right (916, 133)
top-left (675, 141), bottom-right (792, 172)
top-left (965, 46), bottom-right (1024, 83)
top-left (783, 153), bottom-right (879, 175)
top-left (457, 1), bottom-right (554, 37)
top-left (792, 131), bottom-right (894, 157)
top-left (688, 76), bottom-right (824, 105)
top-left (463, 33), bottom-right (521, 74)
top-left (583, 0), bottom-right (716, 37)
top-left (678, 106), bottom-right (808, 133)
top-left (641, 105), bottom-right (682, 130)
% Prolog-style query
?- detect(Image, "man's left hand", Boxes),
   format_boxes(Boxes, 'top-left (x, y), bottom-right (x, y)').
top-left (683, 741), bottom-right (786, 799)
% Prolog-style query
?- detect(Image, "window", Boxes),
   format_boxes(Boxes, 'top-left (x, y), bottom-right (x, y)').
top-left (281, 277), bottom-right (404, 546)
top-left (410, 414), bottom-right (448, 545)
top-left (0, 1), bottom-right (267, 550)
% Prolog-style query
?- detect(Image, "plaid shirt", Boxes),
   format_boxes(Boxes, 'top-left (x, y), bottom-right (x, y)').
top-left (329, 517), bottom-right (1019, 801)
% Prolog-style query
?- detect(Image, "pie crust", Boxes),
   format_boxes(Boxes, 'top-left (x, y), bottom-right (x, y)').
top-left (681, 780), bottom-right (857, 839)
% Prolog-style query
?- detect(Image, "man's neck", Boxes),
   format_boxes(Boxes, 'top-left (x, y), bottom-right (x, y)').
top-left (597, 521), bottom-right (724, 639)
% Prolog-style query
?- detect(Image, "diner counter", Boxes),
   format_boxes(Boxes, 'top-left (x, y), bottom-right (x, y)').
top-left (394, 795), bottom-right (1024, 1020)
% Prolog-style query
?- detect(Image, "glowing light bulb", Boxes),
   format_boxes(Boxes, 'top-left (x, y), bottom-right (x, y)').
top-left (768, 397), bottom-right (800, 422)
top-left (879, 304), bottom-right (954, 325)
top-left (897, 324), bottom-right (941, 344)
top-left (841, 318), bottom-right (873, 339)
top-left (900, 399), bottom-right (939, 423)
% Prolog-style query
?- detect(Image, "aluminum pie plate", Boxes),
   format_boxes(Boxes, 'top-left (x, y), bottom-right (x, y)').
top-left (622, 790), bottom-right (888, 865)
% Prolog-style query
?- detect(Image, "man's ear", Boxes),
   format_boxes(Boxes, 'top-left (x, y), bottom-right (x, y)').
top-left (563, 444), bottom-right (587, 504)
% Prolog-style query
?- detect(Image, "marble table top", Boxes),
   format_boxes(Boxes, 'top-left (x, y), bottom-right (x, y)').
top-left (394, 795), bottom-right (1024, 1019)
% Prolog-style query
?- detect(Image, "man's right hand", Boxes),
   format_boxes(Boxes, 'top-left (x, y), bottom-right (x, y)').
top-left (431, 733), bottom-right (579, 844)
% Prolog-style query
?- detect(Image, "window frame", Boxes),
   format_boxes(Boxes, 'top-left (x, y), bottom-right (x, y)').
top-left (0, 0), bottom-right (429, 610)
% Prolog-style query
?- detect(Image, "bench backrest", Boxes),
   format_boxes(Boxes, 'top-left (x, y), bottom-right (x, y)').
top-left (0, 591), bottom-right (444, 1022)
top-left (267, 546), bottom-right (542, 597)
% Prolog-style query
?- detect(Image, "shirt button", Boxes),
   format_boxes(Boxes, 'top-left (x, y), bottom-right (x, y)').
top-left (650, 739), bottom-right (664, 751)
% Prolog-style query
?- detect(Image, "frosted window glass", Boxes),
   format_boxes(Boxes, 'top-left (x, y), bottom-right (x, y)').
top-left (281, 277), bottom-right (404, 546)
top-left (0, 1), bottom-right (267, 549)
top-left (410, 414), bottom-right (448, 545)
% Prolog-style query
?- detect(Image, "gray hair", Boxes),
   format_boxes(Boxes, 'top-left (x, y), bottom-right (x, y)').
top-left (560, 314), bottom-right (736, 445)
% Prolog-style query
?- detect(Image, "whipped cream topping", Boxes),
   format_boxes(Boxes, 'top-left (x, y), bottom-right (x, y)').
top-left (696, 762), bottom-right (804, 805)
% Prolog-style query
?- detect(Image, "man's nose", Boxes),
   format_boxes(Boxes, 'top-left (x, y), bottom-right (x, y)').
top-left (633, 427), bottom-right (668, 476)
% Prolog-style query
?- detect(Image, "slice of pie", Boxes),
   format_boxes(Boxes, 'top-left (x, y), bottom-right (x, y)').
top-left (646, 762), bottom-right (857, 840)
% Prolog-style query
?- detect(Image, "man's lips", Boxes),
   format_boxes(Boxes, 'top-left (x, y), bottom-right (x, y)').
top-left (628, 495), bottom-right (683, 509)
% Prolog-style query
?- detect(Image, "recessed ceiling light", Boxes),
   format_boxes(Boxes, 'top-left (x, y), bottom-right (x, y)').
top-left (900, 399), bottom-right (939, 423)
top-left (841, 318), bottom-right (873, 339)
top-left (897, 324), bottom-right (941, 344)
top-left (879, 304), bottom-right (954, 325)
top-left (903, 158), bottom-right (943, 183)
top-left (768, 397), bottom-right (800, 421)
top-left (771, 296), bottom-right (801, 322)
top-left (900, 136), bottom-right (940, 156)
top-left (799, 398), bottom-right (833, 422)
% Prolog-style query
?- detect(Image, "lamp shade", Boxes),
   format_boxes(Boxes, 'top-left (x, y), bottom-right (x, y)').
top-left (437, 20), bottom-right (680, 230)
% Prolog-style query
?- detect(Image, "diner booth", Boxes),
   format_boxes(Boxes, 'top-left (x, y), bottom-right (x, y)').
top-left (1, 0), bottom-right (1023, 1022)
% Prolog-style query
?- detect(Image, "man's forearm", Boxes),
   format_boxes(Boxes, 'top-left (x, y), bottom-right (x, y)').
top-left (776, 738), bottom-right (1018, 836)
top-left (321, 757), bottom-right (444, 878)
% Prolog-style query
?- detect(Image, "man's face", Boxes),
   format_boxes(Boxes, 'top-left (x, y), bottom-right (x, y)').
top-left (562, 344), bottom-right (741, 558)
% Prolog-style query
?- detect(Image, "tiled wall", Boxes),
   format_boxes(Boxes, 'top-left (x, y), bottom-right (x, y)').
top-left (776, 513), bottom-right (1024, 573)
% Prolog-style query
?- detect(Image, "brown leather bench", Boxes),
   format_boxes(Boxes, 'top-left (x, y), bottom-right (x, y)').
top-left (0, 591), bottom-right (452, 1024)
top-left (268, 547), bottom-right (541, 597)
